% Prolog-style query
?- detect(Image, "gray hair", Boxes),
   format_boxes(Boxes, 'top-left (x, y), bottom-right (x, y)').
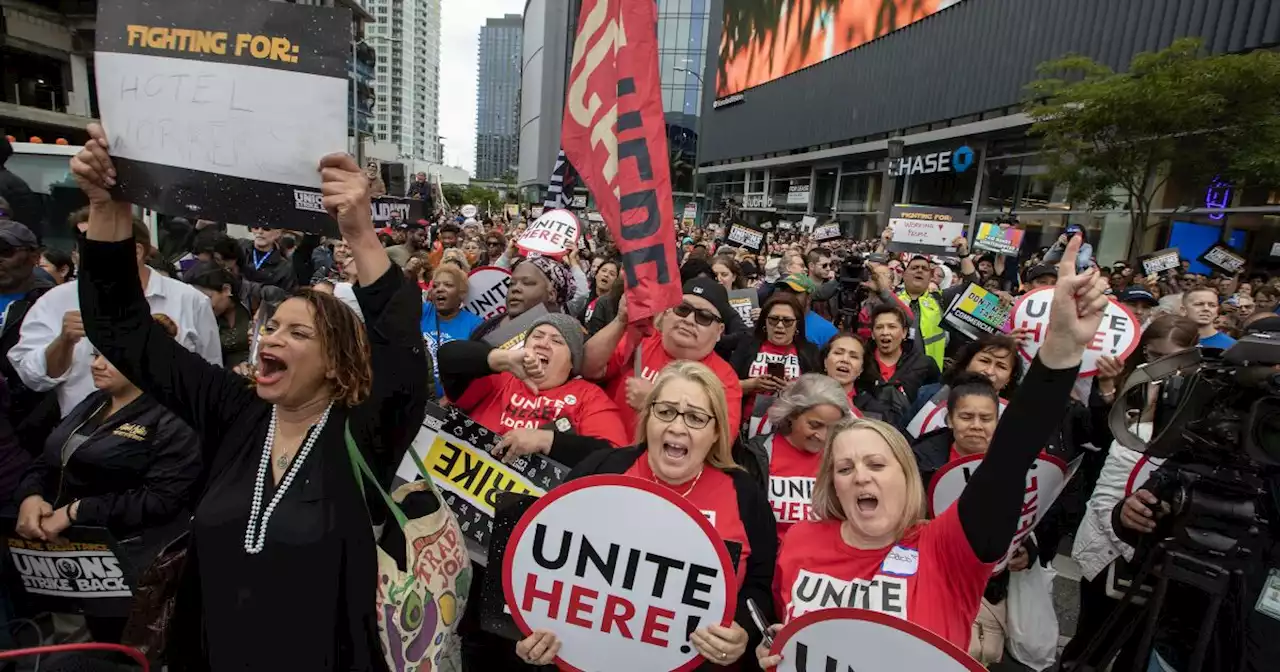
top-left (766, 373), bottom-right (853, 436)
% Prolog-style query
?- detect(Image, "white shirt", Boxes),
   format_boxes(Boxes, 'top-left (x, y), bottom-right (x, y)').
top-left (8, 271), bottom-right (222, 416)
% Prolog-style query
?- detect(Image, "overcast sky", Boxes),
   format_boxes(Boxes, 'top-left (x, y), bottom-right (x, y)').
top-left (439, 0), bottom-right (525, 174)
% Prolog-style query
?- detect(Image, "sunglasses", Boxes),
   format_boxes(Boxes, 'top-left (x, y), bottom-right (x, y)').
top-left (766, 315), bottom-right (797, 327)
top-left (650, 401), bottom-right (713, 429)
top-left (672, 303), bottom-right (722, 327)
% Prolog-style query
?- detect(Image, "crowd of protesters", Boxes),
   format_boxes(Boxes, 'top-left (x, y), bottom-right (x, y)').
top-left (0, 128), bottom-right (1275, 672)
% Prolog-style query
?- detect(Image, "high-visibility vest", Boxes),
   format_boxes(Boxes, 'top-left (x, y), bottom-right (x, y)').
top-left (898, 289), bottom-right (946, 371)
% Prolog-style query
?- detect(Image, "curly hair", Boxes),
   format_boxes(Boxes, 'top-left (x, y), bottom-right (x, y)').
top-left (285, 290), bottom-right (373, 407)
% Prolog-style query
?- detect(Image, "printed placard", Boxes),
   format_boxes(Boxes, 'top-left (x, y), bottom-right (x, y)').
top-left (465, 266), bottom-right (512, 321)
top-left (1198, 243), bottom-right (1246, 275)
top-left (798, 215), bottom-right (816, 233)
top-left (972, 222), bottom-right (1024, 257)
top-left (3, 527), bottom-right (136, 618)
top-left (371, 196), bottom-right (425, 224)
top-left (682, 202), bottom-right (697, 228)
top-left (727, 223), bottom-right (764, 251)
top-left (461, 204), bottom-right (478, 218)
top-left (770, 609), bottom-right (984, 672)
top-left (928, 454), bottom-right (1071, 572)
top-left (530, 205), bottom-right (545, 218)
top-left (904, 385), bottom-right (1008, 439)
top-left (517, 209), bottom-right (581, 259)
top-left (811, 222), bottom-right (842, 242)
top-left (727, 289), bottom-right (758, 329)
top-left (1139, 248), bottom-right (1181, 276)
top-left (484, 304), bottom-right (550, 351)
top-left (503, 475), bottom-right (736, 672)
top-left (393, 403), bottom-right (567, 565)
top-left (886, 205), bottom-right (966, 255)
top-left (94, 0), bottom-right (350, 234)
top-left (943, 283), bottom-right (1010, 340)
top-left (506, 203), bottom-right (520, 218)
top-left (1011, 287), bottom-right (1140, 377)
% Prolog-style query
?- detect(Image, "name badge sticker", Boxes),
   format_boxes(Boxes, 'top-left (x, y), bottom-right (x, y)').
top-left (881, 546), bottom-right (920, 576)
top-left (1255, 568), bottom-right (1280, 622)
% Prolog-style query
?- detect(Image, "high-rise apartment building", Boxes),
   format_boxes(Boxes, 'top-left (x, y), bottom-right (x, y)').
top-left (474, 14), bottom-right (523, 181)
top-left (364, 0), bottom-right (441, 162)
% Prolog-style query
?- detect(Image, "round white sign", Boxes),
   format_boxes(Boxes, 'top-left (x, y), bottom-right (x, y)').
top-left (503, 475), bottom-right (736, 672)
top-left (464, 266), bottom-right (511, 321)
top-left (770, 608), bottom-right (984, 672)
top-left (915, 397), bottom-right (1009, 437)
top-left (1010, 287), bottom-right (1140, 377)
top-left (928, 454), bottom-right (1069, 572)
top-left (517, 209), bottom-right (581, 259)
top-left (461, 204), bottom-right (478, 218)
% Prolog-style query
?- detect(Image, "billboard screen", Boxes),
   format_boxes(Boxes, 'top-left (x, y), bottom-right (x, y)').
top-left (716, 0), bottom-right (964, 98)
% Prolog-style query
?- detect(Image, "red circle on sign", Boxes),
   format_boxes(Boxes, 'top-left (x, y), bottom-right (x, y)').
top-left (501, 474), bottom-right (737, 672)
top-left (767, 608), bottom-right (986, 672)
top-left (1010, 287), bottom-right (1141, 378)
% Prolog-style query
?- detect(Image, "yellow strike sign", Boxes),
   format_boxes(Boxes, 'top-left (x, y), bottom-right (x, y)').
top-left (421, 435), bottom-right (544, 516)
top-left (126, 25), bottom-right (301, 64)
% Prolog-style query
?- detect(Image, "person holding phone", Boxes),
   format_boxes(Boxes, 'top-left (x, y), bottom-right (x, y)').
top-left (1044, 224), bottom-right (1094, 273)
top-left (730, 293), bottom-right (821, 416)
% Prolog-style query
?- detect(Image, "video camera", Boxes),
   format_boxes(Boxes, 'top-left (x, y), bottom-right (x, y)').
top-left (833, 253), bottom-right (881, 330)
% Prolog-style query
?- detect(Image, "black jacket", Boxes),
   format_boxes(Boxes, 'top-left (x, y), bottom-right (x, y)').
top-left (858, 339), bottom-right (940, 404)
top-left (728, 337), bottom-right (821, 381)
top-left (14, 390), bottom-right (200, 538)
top-left (238, 240), bottom-right (296, 291)
top-left (0, 276), bottom-right (58, 454)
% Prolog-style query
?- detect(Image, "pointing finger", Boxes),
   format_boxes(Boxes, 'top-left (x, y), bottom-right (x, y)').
top-left (1056, 233), bottom-right (1083, 278)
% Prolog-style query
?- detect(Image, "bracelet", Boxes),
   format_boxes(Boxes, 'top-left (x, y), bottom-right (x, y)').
top-left (68, 501), bottom-right (79, 523)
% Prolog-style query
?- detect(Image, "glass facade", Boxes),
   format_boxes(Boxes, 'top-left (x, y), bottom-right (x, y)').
top-left (475, 15), bottom-right (523, 181)
top-left (657, 0), bottom-right (710, 197)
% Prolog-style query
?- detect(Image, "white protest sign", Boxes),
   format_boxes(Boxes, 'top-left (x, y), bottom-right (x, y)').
top-left (771, 609), bottom-right (985, 672)
top-left (727, 223), bottom-right (764, 251)
top-left (464, 266), bottom-right (511, 321)
top-left (93, 0), bottom-right (349, 233)
top-left (1139, 248), bottom-right (1180, 276)
top-left (886, 205), bottom-right (966, 255)
top-left (906, 393), bottom-right (1009, 439)
top-left (929, 454), bottom-right (1071, 572)
top-left (1271, 242), bottom-right (1280, 258)
top-left (504, 475), bottom-right (735, 672)
top-left (517, 209), bottom-right (580, 259)
top-left (798, 215), bottom-right (817, 233)
top-left (811, 222), bottom-right (842, 242)
top-left (1011, 287), bottom-right (1140, 377)
top-left (1125, 454), bottom-right (1165, 497)
top-left (461, 204), bottom-right (478, 218)
top-left (530, 205), bottom-right (545, 218)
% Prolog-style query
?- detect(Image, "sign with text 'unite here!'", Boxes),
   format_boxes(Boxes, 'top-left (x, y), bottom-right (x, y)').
top-left (94, 0), bottom-right (350, 233)
top-left (1011, 287), bottom-right (1140, 378)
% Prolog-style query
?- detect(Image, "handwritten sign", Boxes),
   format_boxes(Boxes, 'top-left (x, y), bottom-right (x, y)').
top-left (1198, 243), bottom-right (1246, 275)
top-left (973, 222), bottom-right (1023, 257)
top-left (771, 609), bottom-right (984, 672)
top-left (503, 475), bottom-right (735, 672)
top-left (392, 403), bottom-right (566, 565)
top-left (726, 223), bottom-right (764, 251)
top-left (811, 222), bottom-right (842, 242)
top-left (944, 283), bottom-right (1010, 340)
top-left (1011, 287), bottom-right (1139, 377)
top-left (465, 266), bottom-right (511, 321)
top-left (518, 209), bottom-right (580, 259)
top-left (929, 454), bottom-right (1071, 572)
top-left (93, 0), bottom-right (350, 233)
top-left (886, 205), bottom-right (966, 255)
top-left (1139, 248), bottom-right (1181, 276)
top-left (3, 527), bottom-right (136, 618)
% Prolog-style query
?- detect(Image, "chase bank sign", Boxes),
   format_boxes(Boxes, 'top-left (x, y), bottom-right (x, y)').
top-left (887, 145), bottom-right (976, 177)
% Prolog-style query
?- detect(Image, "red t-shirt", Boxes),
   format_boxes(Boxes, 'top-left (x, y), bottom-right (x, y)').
top-left (454, 373), bottom-right (629, 446)
top-left (766, 434), bottom-right (821, 545)
top-left (874, 350), bottom-right (899, 383)
top-left (773, 507), bottom-right (992, 650)
top-left (625, 454), bottom-right (750, 587)
top-left (604, 332), bottom-right (743, 438)
top-left (744, 342), bottom-right (801, 411)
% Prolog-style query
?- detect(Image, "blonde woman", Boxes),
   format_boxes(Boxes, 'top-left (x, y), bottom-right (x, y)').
top-left (756, 236), bottom-right (1109, 666)
top-left (509, 361), bottom-right (777, 668)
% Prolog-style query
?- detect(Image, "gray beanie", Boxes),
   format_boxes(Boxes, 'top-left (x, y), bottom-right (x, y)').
top-left (526, 312), bottom-right (587, 376)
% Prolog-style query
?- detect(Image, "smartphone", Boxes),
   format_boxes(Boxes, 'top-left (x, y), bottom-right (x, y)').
top-left (746, 598), bottom-right (774, 648)
top-left (1066, 224), bottom-right (1082, 236)
top-left (766, 362), bottom-right (786, 380)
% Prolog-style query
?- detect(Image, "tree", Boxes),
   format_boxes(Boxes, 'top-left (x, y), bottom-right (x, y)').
top-left (1027, 38), bottom-right (1280, 258)
top-left (440, 183), bottom-right (465, 209)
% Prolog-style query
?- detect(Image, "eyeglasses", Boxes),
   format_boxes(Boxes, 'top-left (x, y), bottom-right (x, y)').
top-left (766, 315), bottom-right (797, 327)
top-left (672, 303), bottom-right (722, 326)
top-left (650, 401), bottom-right (714, 429)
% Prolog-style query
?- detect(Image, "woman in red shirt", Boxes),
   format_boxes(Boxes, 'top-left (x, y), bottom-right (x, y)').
top-left (730, 294), bottom-right (820, 413)
top-left (514, 361), bottom-right (776, 669)
top-left (756, 238), bottom-right (1108, 667)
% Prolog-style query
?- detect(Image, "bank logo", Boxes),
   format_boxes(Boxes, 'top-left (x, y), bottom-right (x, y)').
top-left (952, 145), bottom-right (975, 173)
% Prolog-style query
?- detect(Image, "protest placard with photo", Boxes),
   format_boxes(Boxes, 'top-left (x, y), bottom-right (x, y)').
top-left (517, 209), bottom-right (581, 259)
top-left (1198, 243), bottom-right (1246, 275)
top-left (929, 454), bottom-right (1077, 573)
top-left (465, 266), bottom-right (512, 321)
top-left (3, 526), bottom-right (136, 618)
top-left (1138, 247), bottom-right (1181, 276)
top-left (943, 283), bottom-right (1010, 341)
top-left (770, 608), bottom-right (985, 672)
top-left (972, 222), bottom-right (1024, 257)
top-left (886, 205), bottom-right (966, 255)
top-left (393, 403), bottom-right (567, 565)
top-left (727, 288), bottom-right (758, 328)
top-left (94, 0), bottom-right (350, 233)
top-left (726, 223), bottom-right (765, 251)
top-left (811, 221), bottom-right (842, 242)
top-left (503, 475), bottom-right (736, 672)
top-left (1012, 287), bottom-right (1139, 377)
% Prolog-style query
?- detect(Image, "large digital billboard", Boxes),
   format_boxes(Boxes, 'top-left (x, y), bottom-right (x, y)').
top-left (716, 0), bottom-right (965, 98)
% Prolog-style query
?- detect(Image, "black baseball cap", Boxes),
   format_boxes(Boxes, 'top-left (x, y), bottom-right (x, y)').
top-left (1024, 264), bottom-right (1058, 283)
top-left (0, 221), bottom-right (39, 249)
top-left (1117, 286), bottom-right (1158, 306)
top-left (682, 277), bottom-right (733, 322)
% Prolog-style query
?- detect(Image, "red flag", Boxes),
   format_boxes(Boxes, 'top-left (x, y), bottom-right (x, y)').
top-left (561, 0), bottom-right (681, 326)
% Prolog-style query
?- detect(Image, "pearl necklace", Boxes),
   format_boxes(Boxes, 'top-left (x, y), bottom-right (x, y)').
top-left (243, 402), bottom-right (334, 554)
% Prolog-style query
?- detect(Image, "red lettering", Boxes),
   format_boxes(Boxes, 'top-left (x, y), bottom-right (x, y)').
top-left (521, 573), bottom-right (563, 618)
top-left (601, 594), bottom-right (636, 638)
top-left (640, 605), bottom-right (674, 646)
top-left (1021, 494), bottom-right (1039, 516)
top-left (1025, 475), bottom-right (1038, 495)
top-left (565, 584), bottom-right (598, 629)
top-left (1018, 321), bottom-right (1043, 343)
top-left (1088, 331), bottom-right (1104, 351)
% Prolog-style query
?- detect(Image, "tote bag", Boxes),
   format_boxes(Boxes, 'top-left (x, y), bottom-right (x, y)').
top-left (347, 424), bottom-right (470, 671)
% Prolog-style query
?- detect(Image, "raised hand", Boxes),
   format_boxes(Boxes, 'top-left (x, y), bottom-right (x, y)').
top-left (68, 123), bottom-right (116, 205)
top-left (318, 153), bottom-right (373, 240)
top-left (1040, 234), bottom-right (1110, 370)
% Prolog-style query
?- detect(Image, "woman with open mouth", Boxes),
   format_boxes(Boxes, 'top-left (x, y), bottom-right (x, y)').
top-left (513, 361), bottom-right (776, 669)
top-left (70, 124), bottom-right (429, 672)
top-left (820, 332), bottom-right (868, 411)
top-left (757, 236), bottom-right (1110, 667)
